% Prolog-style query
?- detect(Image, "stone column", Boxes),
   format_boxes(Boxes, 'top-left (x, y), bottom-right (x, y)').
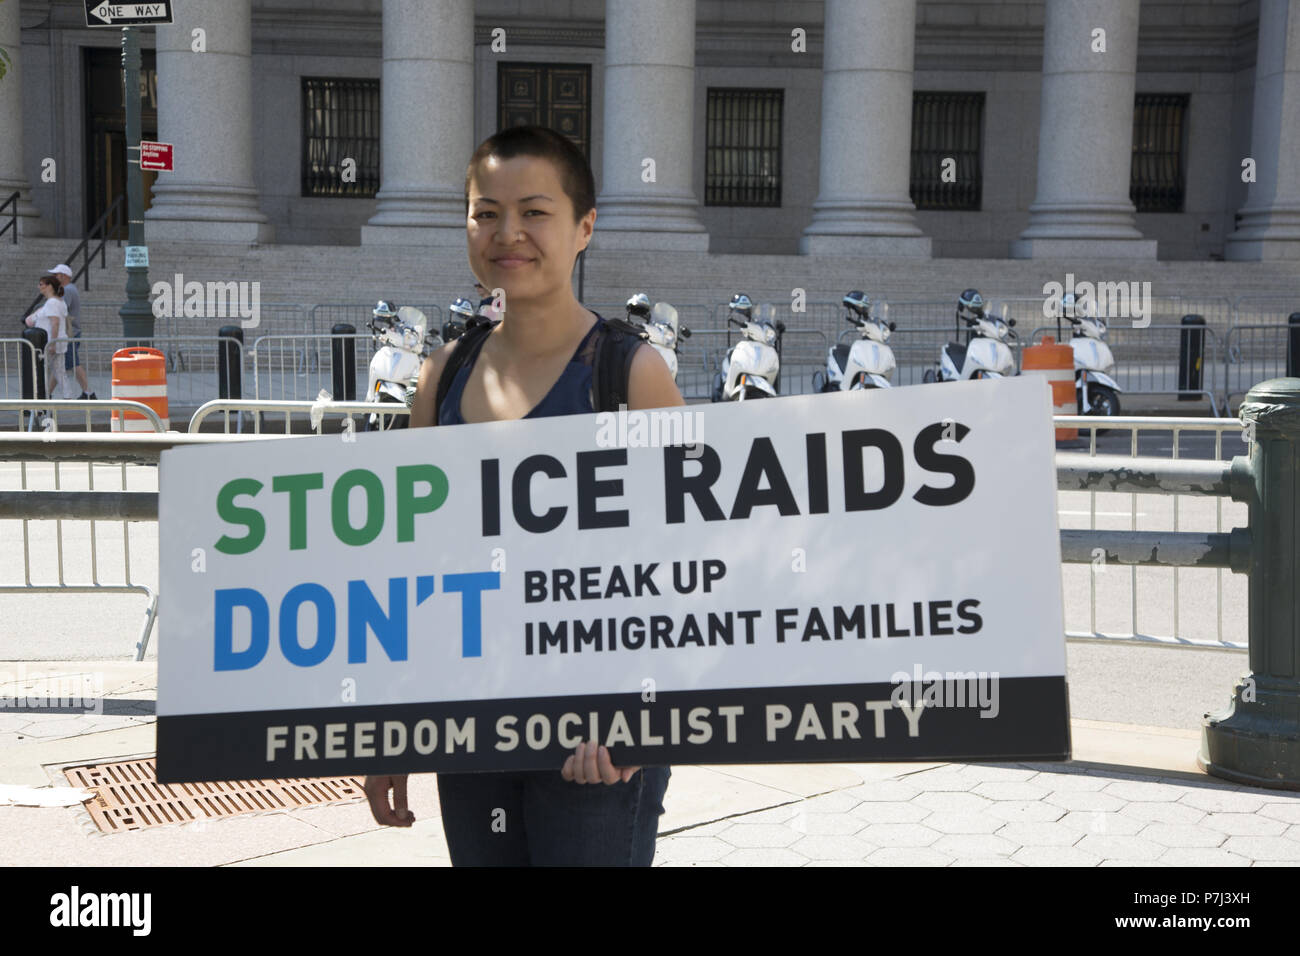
top-left (1226, 0), bottom-right (1300, 261)
top-left (0, 0), bottom-right (48, 235)
top-left (592, 0), bottom-right (708, 251)
top-left (1011, 0), bottom-right (1155, 258)
top-left (800, 0), bottom-right (929, 257)
top-left (144, 0), bottom-right (271, 242)
top-left (361, 0), bottom-right (474, 246)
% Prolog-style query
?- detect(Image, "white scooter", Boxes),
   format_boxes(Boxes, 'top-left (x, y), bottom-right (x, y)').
top-left (624, 293), bottom-right (692, 382)
top-left (711, 294), bottom-right (785, 402)
top-left (364, 300), bottom-right (441, 431)
top-left (923, 289), bottom-right (1017, 382)
top-left (816, 290), bottom-right (896, 391)
top-left (1058, 293), bottom-right (1121, 416)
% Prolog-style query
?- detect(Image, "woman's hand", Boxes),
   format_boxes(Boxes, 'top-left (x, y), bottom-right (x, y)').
top-left (560, 740), bottom-right (640, 784)
top-left (363, 773), bottom-right (415, 827)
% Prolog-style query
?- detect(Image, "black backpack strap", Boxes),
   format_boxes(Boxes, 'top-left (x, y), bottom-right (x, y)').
top-left (434, 319), bottom-right (496, 424)
top-left (592, 316), bottom-right (647, 413)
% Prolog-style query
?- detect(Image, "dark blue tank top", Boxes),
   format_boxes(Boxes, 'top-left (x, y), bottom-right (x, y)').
top-left (439, 313), bottom-right (604, 425)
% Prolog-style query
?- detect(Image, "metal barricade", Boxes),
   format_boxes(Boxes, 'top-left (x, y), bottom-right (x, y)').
top-left (189, 398), bottom-right (409, 434)
top-left (1028, 323), bottom-right (1222, 415)
top-left (1224, 323), bottom-right (1293, 411)
top-left (0, 399), bottom-right (167, 434)
top-left (0, 337), bottom-right (40, 401)
top-left (250, 333), bottom-right (377, 403)
top-left (1056, 416), bottom-right (1246, 651)
top-left (63, 334), bottom-right (246, 417)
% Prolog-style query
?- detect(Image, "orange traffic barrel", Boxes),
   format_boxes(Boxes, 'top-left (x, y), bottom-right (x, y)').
top-left (1022, 336), bottom-right (1077, 440)
top-left (111, 347), bottom-right (169, 432)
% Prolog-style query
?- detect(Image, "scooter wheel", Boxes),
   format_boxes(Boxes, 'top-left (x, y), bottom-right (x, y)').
top-left (922, 369), bottom-right (936, 384)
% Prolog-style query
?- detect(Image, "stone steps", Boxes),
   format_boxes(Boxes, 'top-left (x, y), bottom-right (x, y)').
top-left (4, 239), bottom-right (1296, 339)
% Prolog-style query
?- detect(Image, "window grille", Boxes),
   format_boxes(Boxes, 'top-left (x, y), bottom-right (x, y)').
top-left (910, 91), bottom-right (984, 211)
top-left (705, 88), bottom-right (783, 206)
top-left (1131, 93), bottom-right (1188, 213)
top-left (302, 78), bottom-right (381, 198)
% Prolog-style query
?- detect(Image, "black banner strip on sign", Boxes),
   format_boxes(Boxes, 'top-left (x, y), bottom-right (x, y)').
top-left (156, 678), bottom-right (1070, 782)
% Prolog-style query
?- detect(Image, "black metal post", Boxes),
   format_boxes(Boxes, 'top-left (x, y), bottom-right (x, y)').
top-left (119, 27), bottom-right (154, 339)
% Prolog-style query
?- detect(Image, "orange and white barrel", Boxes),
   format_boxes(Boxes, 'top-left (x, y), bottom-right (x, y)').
top-left (111, 347), bottom-right (170, 432)
top-left (1021, 336), bottom-right (1077, 441)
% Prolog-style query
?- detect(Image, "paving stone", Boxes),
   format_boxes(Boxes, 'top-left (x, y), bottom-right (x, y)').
top-left (1044, 790), bottom-right (1127, 812)
top-left (987, 800), bottom-right (1065, 823)
top-left (996, 821), bottom-right (1081, 847)
top-left (798, 790), bottom-right (863, 814)
top-left (1137, 824), bottom-right (1226, 848)
top-left (717, 823), bottom-right (802, 849)
top-left (1198, 813), bottom-right (1286, 836)
top-left (1288, 825), bottom-right (1300, 843)
top-left (949, 857), bottom-right (1023, 866)
top-left (12, 718), bottom-right (87, 739)
top-left (1030, 772), bottom-right (1110, 791)
top-left (1258, 803), bottom-right (1300, 824)
top-left (1057, 811), bottom-right (1145, 836)
top-left (950, 763), bottom-right (1039, 782)
top-left (1097, 860), bottom-right (1167, 867)
top-left (652, 836), bottom-right (734, 863)
top-left (1157, 847), bottom-right (1252, 866)
top-left (789, 833), bottom-right (875, 861)
top-left (848, 801), bottom-right (930, 824)
top-left (719, 847), bottom-right (808, 867)
top-left (1118, 802), bottom-right (1205, 825)
top-left (1221, 835), bottom-right (1300, 861)
top-left (971, 780), bottom-right (1054, 801)
top-left (1019, 761), bottom-right (1093, 775)
top-left (1011, 845), bottom-right (1101, 866)
top-left (923, 811), bottom-right (1004, 835)
top-left (1100, 780), bottom-right (1189, 802)
top-left (786, 811), bottom-right (866, 836)
top-left (866, 846), bottom-right (954, 867)
top-left (734, 803), bottom-right (801, 825)
top-left (895, 769), bottom-right (977, 792)
top-left (858, 822), bottom-right (942, 847)
top-left (1179, 789), bottom-right (1268, 814)
top-left (657, 860), bottom-right (726, 867)
top-left (804, 860), bottom-right (870, 867)
top-left (668, 819), bottom-right (733, 837)
top-left (932, 833), bottom-right (1019, 857)
top-left (0, 714), bottom-right (33, 731)
top-left (914, 791), bottom-right (993, 813)
top-left (842, 780), bottom-right (923, 802)
top-left (1074, 834), bottom-right (1171, 862)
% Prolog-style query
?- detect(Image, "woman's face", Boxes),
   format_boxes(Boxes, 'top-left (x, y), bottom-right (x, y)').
top-left (467, 154), bottom-right (594, 305)
top-left (38, 280), bottom-right (53, 299)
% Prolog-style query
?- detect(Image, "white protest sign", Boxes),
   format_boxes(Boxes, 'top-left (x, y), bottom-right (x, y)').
top-left (157, 376), bottom-right (1069, 782)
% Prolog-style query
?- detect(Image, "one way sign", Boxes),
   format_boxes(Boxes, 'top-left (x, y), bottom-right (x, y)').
top-left (84, 2), bottom-right (173, 27)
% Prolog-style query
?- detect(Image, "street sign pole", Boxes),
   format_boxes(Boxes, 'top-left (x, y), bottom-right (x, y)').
top-left (119, 26), bottom-right (153, 340)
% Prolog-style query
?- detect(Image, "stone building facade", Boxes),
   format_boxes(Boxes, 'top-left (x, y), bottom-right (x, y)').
top-left (3, 0), bottom-right (1298, 261)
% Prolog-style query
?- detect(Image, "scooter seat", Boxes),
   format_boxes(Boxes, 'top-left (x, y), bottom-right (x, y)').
top-left (942, 342), bottom-right (967, 371)
top-left (832, 343), bottom-right (852, 373)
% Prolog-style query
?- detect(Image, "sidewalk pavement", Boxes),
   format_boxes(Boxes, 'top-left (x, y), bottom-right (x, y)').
top-left (2, 661), bottom-right (1299, 867)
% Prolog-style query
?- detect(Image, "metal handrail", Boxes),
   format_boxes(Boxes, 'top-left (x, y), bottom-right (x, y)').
top-left (24, 194), bottom-right (125, 314)
top-left (0, 399), bottom-right (167, 433)
top-left (0, 190), bottom-right (18, 244)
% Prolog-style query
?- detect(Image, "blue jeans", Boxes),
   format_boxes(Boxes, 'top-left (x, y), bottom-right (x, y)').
top-left (436, 766), bottom-right (671, 866)
top-left (64, 332), bottom-right (81, 371)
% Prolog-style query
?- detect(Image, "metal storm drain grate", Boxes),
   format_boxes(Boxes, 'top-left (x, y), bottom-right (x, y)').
top-left (64, 758), bottom-right (365, 834)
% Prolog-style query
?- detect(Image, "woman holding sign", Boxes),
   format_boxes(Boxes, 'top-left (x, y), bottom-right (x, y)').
top-left (364, 126), bottom-right (684, 866)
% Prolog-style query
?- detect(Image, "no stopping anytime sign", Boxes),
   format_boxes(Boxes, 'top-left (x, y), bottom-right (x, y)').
top-left (156, 377), bottom-right (1069, 782)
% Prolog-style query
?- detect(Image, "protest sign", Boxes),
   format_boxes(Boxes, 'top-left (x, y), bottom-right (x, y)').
top-left (157, 376), bottom-right (1069, 782)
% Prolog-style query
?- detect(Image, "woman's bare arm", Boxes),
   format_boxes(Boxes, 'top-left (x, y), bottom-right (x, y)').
top-left (626, 343), bottom-right (686, 412)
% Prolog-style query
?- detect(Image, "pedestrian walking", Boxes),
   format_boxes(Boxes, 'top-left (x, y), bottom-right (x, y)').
top-left (364, 125), bottom-right (684, 866)
top-left (48, 263), bottom-right (95, 400)
top-left (25, 273), bottom-right (70, 402)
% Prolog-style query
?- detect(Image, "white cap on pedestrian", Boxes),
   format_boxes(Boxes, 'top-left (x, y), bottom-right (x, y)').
top-left (48, 264), bottom-right (73, 278)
